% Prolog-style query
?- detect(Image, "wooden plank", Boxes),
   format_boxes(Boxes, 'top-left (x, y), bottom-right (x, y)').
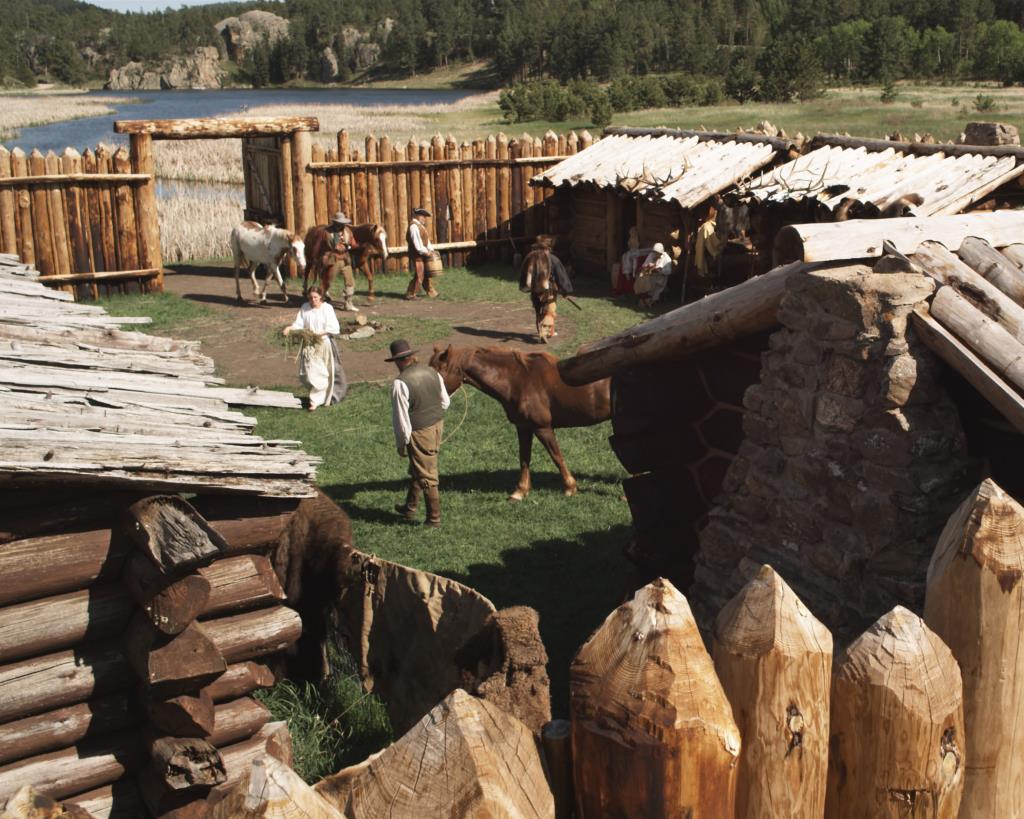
top-left (38, 268), bottom-right (160, 285)
top-left (10, 149), bottom-right (34, 266)
top-left (114, 117), bottom-right (318, 138)
top-left (911, 308), bottom-right (1024, 433)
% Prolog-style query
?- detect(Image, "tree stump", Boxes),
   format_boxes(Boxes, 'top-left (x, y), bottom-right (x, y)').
top-left (345, 689), bottom-right (554, 818)
top-left (713, 564), bottom-right (832, 819)
top-left (210, 757), bottom-right (343, 818)
top-left (825, 606), bottom-right (964, 818)
top-left (570, 578), bottom-right (740, 818)
top-left (924, 478), bottom-right (1024, 817)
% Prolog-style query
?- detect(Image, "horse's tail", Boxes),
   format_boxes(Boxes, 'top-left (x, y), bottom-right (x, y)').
top-left (378, 227), bottom-right (388, 261)
top-left (229, 227), bottom-right (243, 268)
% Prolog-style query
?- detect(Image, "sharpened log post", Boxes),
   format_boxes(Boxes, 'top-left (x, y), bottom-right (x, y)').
top-left (128, 133), bottom-right (162, 292)
top-left (924, 479), bottom-right (1024, 817)
top-left (542, 719), bottom-right (573, 819)
top-left (713, 565), bottom-right (832, 819)
top-left (825, 606), bottom-right (964, 818)
top-left (570, 578), bottom-right (740, 818)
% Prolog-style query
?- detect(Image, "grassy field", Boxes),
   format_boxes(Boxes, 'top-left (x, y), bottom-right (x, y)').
top-left (0, 93), bottom-right (136, 140)
top-left (96, 291), bottom-right (215, 333)
top-left (250, 381), bottom-right (632, 719)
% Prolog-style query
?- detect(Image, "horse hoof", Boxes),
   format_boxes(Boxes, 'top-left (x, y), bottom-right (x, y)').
top-left (508, 491), bottom-right (525, 503)
top-left (367, 295), bottom-right (376, 303)
top-left (563, 485), bottom-right (578, 497)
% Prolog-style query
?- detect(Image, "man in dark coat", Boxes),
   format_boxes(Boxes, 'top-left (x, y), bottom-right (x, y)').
top-left (519, 235), bottom-right (573, 343)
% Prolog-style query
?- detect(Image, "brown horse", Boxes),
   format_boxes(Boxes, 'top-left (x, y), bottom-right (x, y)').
top-left (429, 344), bottom-right (611, 500)
top-left (303, 223), bottom-right (389, 301)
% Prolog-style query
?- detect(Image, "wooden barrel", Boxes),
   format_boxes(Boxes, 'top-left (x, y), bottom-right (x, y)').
top-left (425, 253), bottom-right (444, 276)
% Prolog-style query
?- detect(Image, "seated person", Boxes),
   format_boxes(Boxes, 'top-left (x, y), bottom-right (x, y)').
top-left (632, 242), bottom-right (673, 306)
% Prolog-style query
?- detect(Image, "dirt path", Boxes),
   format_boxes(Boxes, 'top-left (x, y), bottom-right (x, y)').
top-left (164, 264), bottom-right (578, 387)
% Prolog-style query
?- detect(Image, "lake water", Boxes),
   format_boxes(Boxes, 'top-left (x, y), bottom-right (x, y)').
top-left (3, 87), bottom-right (478, 153)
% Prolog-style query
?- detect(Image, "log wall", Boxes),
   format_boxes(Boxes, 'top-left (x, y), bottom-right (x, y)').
top-left (299, 129), bottom-right (579, 272)
top-left (0, 146), bottom-right (160, 299)
top-left (0, 490), bottom-right (299, 816)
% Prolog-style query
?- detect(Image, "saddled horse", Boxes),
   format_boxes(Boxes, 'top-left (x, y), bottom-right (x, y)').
top-left (230, 221), bottom-right (306, 304)
top-left (302, 223), bottom-right (389, 302)
top-left (429, 344), bottom-right (611, 500)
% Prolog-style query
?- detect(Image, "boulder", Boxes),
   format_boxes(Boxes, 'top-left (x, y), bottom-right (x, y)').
top-left (962, 121), bottom-right (1020, 147)
top-left (105, 47), bottom-right (224, 90)
top-left (319, 47), bottom-right (338, 83)
top-left (216, 10), bottom-right (290, 62)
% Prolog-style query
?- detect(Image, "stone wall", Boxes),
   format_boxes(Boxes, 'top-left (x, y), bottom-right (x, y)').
top-left (690, 267), bottom-right (976, 641)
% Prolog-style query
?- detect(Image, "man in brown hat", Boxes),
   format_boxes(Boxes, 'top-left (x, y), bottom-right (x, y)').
top-left (405, 207), bottom-right (438, 300)
top-left (388, 339), bottom-right (450, 527)
top-left (518, 234), bottom-right (573, 342)
top-left (324, 211), bottom-right (359, 312)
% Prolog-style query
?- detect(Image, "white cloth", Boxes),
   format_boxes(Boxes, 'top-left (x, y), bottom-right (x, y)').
top-left (300, 337), bottom-right (335, 408)
top-left (289, 302), bottom-right (340, 335)
top-left (407, 219), bottom-right (433, 255)
top-left (634, 249), bottom-right (673, 301)
top-left (391, 373), bottom-right (451, 447)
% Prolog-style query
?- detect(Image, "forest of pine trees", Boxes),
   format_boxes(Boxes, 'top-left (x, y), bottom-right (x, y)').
top-left (5, 0), bottom-right (1024, 93)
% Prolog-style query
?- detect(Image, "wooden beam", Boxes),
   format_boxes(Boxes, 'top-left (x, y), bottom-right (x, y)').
top-left (208, 697), bottom-right (272, 748)
top-left (809, 132), bottom-right (1024, 163)
top-left (124, 552), bottom-right (211, 635)
top-left (206, 662), bottom-right (276, 703)
top-left (200, 606), bottom-right (303, 663)
top-left (776, 211), bottom-right (1024, 264)
top-left (123, 617), bottom-right (227, 693)
top-left (558, 260), bottom-right (794, 385)
top-left (308, 156), bottom-right (569, 172)
top-left (604, 125), bottom-right (793, 152)
top-left (957, 236), bottom-right (1024, 305)
top-left (925, 479), bottom-right (1024, 817)
top-left (113, 117), bottom-right (319, 139)
top-left (911, 309), bottom-right (1024, 434)
top-left (0, 173), bottom-right (151, 186)
top-left (0, 696), bottom-right (134, 766)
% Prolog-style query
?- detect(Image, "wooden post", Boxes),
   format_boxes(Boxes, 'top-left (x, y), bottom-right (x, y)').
top-left (571, 578), bottom-right (740, 817)
top-left (496, 133), bottom-right (510, 261)
top-left (82, 149), bottom-right (105, 274)
top-left (446, 135), bottom-right (461, 266)
top-left (344, 690), bottom-right (553, 818)
top-left (419, 142), bottom-right (433, 241)
top-left (394, 141), bottom-right (409, 273)
top-left (825, 606), bottom-right (964, 818)
top-left (473, 140), bottom-right (486, 257)
top-left (366, 134), bottom-right (381, 228)
top-left (924, 479), bottom-right (1024, 817)
top-left (27, 150), bottom-right (53, 276)
top-left (520, 133), bottom-right (535, 240)
top-left (405, 138), bottom-right (419, 215)
top-left (509, 137), bottom-right (522, 250)
top-left (713, 565), bottom-right (832, 818)
top-left (279, 137), bottom-right (298, 279)
top-left (61, 148), bottom-right (89, 298)
top-left (11, 148), bottom-right (33, 265)
top-left (543, 131), bottom-right (559, 207)
top-left (604, 190), bottom-right (619, 274)
top-left (485, 135), bottom-right (497, 259)
top-left (311, 143), bottom-right (327, 227)
top-left (461, 142), bottom-right (473, 264)
top-left (128, 133), bottom-right (162, 291)
top-left (290, 129), bottom-right (314, 237)
top-left (43, 151), bottom-right (71, 279)
top-left (111, 147), bottom-right (139, 273)
top-left (337, 130), bottom-right (351, 212)
top-left (431, 134), bottom-right (448, 257)
top-left (95, 148), bottom-right (118, 290)
top-left (542, 720), bottom-right (573, 819)
top-left (557, 131), bottom-right (567, 156)
top-left (380, 134), bottom-right (396, 271)
top-left (0, 146), bottom-right (16, 255)
top-left (350, 148), bottom-right (365, 224)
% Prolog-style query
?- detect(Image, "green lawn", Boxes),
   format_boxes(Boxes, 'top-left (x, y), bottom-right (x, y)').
top-left (251, 381), bottom-right (633, 718)
top-left (96, 291), bottom-right (214, 334)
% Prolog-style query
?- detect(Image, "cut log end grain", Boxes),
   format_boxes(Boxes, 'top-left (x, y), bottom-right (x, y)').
top-left (209, 756), bottom-right (344, 818)
top-left (123, 617), bottom-right (226, 695)
top-left (124, 495), bottom-right (227, 571)
top-left (149, 737), bottom-right (225, 791)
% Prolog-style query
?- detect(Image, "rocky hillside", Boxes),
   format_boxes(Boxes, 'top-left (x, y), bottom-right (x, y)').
top-left (106, 47), bottom-right (225, 90)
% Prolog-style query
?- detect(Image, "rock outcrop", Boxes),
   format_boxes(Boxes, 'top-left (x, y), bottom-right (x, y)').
top-left (105, 47), bottom-right (224, 90)
top-left (216, 10), bottom-right (289, 62)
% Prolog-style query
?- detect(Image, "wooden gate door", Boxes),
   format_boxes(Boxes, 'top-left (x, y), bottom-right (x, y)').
top-left (242, 137), bottom-right (284, 226)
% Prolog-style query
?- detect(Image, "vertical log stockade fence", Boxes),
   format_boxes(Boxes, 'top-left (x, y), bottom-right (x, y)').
top-left (2, 115), bottom-right (584, 299)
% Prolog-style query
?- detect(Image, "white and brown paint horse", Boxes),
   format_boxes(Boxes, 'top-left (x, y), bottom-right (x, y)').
top-left (429, 344), bottom-right (611, 500)
top-left (230, 221), bottom-right (306, 304)
top-left (303, 223), bottom-right (388, 302)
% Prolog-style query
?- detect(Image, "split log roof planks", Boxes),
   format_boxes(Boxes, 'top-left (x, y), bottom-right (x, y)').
top-left (531, 130), bottom-right (781, 209)
top-left (738, 141), bottom-right (1024, 216)
top-left (0, 257), bottom-right (318, 497)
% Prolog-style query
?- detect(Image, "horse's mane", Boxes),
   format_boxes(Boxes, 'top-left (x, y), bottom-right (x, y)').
top-left (464, 345), bottom-right (557, 369)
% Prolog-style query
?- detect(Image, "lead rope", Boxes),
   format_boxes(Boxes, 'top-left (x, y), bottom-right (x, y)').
top-left (441, 387), bottom-right (470, 444)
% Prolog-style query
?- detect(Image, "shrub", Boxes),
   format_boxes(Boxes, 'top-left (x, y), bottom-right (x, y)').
top-left (255, 648), bottom-right (392, 783)
top-left (725, 55), bottom-right (759, 103)
top-left (590, 94), bottom-right (613, 128)
top-left (974, 93), bottom-right (998, 112)
top-left (880, 81), bottom-right (899, 103)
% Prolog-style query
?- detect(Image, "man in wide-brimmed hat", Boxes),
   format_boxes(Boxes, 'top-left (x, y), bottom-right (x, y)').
top-left (387, 339), bottom-right (450, 527)
top-left (323, 211), bottom-right (359, 312)
top-left (518, 234), bottom-right (573, 343)
top-left (405, 207), bottom-right (438, 300)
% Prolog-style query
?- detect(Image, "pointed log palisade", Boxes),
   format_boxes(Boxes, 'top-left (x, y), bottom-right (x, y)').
top-left (570, 578), bottom-right (741, 819)
top-left (343, 689), bottom-right (555, 818)
top-left (924, 478), bottom-right (1024, 818)
top-left (825, 606), bottom-right (964, 818)
top-left (713, 564), bottom-right (832, 819)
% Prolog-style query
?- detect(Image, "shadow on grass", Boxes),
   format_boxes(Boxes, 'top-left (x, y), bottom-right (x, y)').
top-left (451, 523), bottom-right (634, 717)
top-left (452, 325), bottom-right (540, 343)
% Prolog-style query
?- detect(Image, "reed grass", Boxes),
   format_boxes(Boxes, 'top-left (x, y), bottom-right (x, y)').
top-left (157, 184), bottom-right (242, 263)
top-left (0, 94), bottom-right (135, 140)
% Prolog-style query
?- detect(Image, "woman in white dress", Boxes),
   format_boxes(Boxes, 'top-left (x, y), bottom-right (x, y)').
top-left (282, 286), bottom-right (348, 410)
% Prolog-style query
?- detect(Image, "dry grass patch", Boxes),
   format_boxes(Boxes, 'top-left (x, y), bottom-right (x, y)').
top-left (158, 184), bottom-right (243, 263)
top-left (0, 94), bottom-right (135, 139)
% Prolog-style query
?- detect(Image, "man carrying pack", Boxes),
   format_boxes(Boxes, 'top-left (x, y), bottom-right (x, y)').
top-left (388, 339), bottom-right (450, 528)
top-left (405, 207), bottom-right (438, 300)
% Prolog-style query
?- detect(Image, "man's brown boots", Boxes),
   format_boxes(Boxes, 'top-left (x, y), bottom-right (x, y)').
top-left (395, 481), bottom-right (421, 520)
top-left (424, 486), bottom-right (441, 528)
